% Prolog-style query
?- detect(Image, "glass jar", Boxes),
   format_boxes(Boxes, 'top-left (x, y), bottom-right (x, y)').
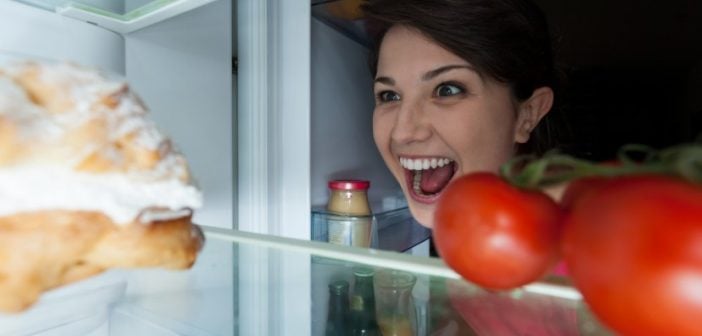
top-left (374, 269), bottom-right (418, 336)
top-left (326, 180), bottom-right (374, 247)
top-left (327, 180), bottom-right (371, 216)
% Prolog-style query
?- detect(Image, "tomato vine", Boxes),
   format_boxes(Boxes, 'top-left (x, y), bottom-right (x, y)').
top-left (500, 142), bottom-right (702, 189)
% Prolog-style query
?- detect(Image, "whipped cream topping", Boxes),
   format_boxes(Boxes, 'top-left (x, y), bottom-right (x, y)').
top-left (0, 165), bottom-right (202, 224)
top-left (0, 61), bottom-right (202, 225)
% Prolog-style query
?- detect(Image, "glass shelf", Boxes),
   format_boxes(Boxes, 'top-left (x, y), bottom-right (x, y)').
top-left (0, 227), bottom-right (612, 335)
top-left (13, 0), bottom-right (217, 33)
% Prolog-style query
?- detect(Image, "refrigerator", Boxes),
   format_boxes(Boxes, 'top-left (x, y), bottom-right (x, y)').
top-left (0, 225), bottom-right (601, 335)
top-left (4, 0), bottom-right (697, 335)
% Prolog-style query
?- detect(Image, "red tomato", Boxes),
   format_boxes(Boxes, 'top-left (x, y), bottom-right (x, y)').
top-left (433, 172), bottom-right (564, 290)
top-left (559, 176), bottom-right (612, 211)
top-left (560, 160), bottom-right (624, 211)
top-left (563, 175), bottom-right (702, 336)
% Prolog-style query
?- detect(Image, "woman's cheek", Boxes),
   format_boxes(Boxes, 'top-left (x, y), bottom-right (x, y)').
top-left (407, 202), bottom-right (434, 229)
top-left (372, 112), bottom-right (398, 171)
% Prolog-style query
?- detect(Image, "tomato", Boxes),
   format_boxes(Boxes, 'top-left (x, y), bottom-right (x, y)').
top-left (563, 175), bottom-right (702, 336)
top-left (559, 176), bottom-right (612, 211)
top-left (560, 161), bottom-right (624, 211)
top-left (433, 172), bottom-right (564, 290)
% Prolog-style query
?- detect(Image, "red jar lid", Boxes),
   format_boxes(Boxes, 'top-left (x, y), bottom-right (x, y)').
top-left (328, 180), bottom-right (370, 191)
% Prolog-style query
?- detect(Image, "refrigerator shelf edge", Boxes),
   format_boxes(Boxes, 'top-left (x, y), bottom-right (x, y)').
top-left (53, 0), bottom-right (217, 33)
top-left (201, 226), bottom-right (582, 301)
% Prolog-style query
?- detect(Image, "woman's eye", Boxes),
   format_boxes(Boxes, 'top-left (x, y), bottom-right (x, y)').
top-left (435, 83), bottom-right (464, 97)
top-left (377, 91), bottom-right (400, 102)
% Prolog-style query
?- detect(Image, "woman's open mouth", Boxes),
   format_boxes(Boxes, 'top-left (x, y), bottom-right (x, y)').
top-left (400, 156), bottom-right (457, 204)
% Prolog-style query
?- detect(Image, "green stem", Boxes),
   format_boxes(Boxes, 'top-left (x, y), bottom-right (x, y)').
top-left (501, 143), bottom-right (702, 189)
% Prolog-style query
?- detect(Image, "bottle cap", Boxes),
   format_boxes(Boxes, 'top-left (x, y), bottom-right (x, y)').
top-left (328, 180), bottom-right (370, 191)
top-left (329, 280), bottom-right (350, 294)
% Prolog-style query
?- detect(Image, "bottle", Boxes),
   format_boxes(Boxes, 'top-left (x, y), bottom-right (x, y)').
top-left (350, 267), bottom-right (380, 336)
top-left (326, 180), bottom-right (374, 247)
top-left (326, 280), bottom-right (351, 336)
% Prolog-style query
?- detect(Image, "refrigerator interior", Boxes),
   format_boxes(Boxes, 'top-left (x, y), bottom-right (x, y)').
top-left (310, 17), bottom-right (399, 210)
top-left (3, 0), bottom-right (702, 236)
top-left (0, 0), bottom-right (235, 230)
top-left (123, 0), bottom-right (234, 230)
top-left (0, 0), bottom-right (124, 73)
top-left (5, 0), bottom-right (701, 334)
top-left (0, 227), bottom-right (609, 336)
top-left (0, 0), bottom-right (427, 240)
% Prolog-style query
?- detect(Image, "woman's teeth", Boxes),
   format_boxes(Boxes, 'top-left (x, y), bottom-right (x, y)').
top-left (400, 157), bottom-right (452, 170)
top-left (400, 157), bottom-right (454, 197)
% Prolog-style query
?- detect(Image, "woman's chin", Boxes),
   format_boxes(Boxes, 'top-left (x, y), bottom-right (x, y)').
top-left (407, 203), bottom-right (435, 229)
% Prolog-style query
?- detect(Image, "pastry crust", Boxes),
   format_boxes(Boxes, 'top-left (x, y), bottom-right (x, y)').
top-left (0, 61), bottom-right (204, 312)
top-left (0, 211), bottom-right (203, 313)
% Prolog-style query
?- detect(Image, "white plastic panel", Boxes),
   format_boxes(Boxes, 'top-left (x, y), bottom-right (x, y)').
top-left (0, 1), bottom-right (124, 73)
top-left (124, 0), bottom-right (233, 229)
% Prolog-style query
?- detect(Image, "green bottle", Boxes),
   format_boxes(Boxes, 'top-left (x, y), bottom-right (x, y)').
top-left (350, 267), bottom-right (380, 336)
top-left (326, 280), bottom-right (351, 336)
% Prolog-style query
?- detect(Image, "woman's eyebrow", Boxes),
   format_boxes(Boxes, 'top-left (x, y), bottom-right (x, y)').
top-left (374, 64), bottom-right (474, 86)
top-left (374, 76), bottom-right (395, 86)
top-left (422, 64), bottom-right (474, 81)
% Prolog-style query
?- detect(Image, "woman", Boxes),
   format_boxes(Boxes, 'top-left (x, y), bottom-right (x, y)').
top-left (362, 0), bottom-right (562, 228)
top-left (360, 2), bottom-right (575, 334)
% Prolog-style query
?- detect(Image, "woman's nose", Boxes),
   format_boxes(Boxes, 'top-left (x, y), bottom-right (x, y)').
top-left (391, 101), bottom-right (431, 144)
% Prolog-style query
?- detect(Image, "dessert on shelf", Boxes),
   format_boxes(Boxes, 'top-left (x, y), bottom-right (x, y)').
top-left (0, 60), bottom-right (204, 312)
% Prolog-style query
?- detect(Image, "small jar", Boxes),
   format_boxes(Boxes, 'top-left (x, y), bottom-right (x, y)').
top-left (326, 180), bottom-right (373, 247)
top-left (327, 180), bottom-right (371, 216)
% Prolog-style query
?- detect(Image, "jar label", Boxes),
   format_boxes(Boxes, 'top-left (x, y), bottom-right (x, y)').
top-left (327, 216), bottom-right (372, 247)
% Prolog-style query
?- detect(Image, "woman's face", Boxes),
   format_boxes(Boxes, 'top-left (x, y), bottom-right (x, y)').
top-left (373, 25), bottom-right (528, 228)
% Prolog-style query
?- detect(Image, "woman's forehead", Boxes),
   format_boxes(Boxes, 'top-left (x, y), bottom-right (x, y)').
top-left (375, 26), bottom-right (497, 88)
top-left (377, 26), bottom-right (471, 72)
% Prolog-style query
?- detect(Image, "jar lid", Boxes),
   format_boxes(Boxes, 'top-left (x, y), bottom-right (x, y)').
top-left (328, 180), bottom-right (370, 191)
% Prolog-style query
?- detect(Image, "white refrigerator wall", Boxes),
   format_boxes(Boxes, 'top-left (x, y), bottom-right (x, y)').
top-left (0, 1), bottom-right (124, 73)
top-left (124, 0), bottom-right (234, 229)
top-left (311, 18), bottom-right (400, 208)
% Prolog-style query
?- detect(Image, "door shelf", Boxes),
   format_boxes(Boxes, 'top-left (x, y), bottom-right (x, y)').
top-left (312, 205), bottom-right (432, 253)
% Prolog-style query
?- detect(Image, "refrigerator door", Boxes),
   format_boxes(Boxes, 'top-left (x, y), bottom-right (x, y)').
top-left (10, 227), bottom-right (608, 335)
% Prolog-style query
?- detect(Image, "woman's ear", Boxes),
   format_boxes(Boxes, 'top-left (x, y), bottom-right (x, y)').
top-left (514, 87), bottom-right (554, 143)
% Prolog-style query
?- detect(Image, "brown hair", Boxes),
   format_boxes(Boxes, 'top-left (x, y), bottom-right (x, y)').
top-left (362, 0), bottom-right (565, 155)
